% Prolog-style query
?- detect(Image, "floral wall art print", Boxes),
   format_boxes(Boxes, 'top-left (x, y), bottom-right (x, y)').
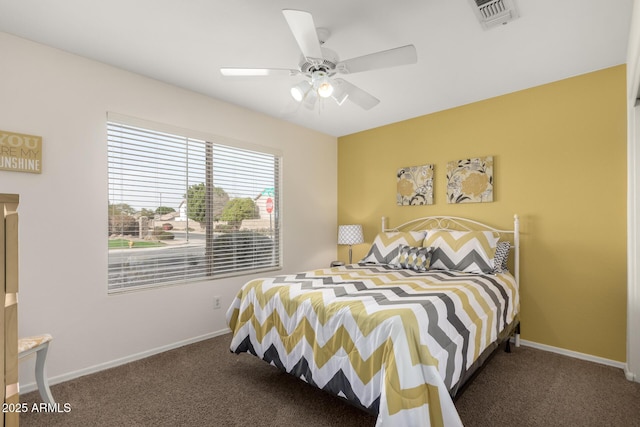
top-left (446, 156), bottom-right (493, 203)
top-left (397, 164), bottom-right (434, 206)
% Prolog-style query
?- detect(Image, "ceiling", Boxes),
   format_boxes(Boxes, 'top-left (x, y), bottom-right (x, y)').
top-left (0, 0), bottom-right (634, 137)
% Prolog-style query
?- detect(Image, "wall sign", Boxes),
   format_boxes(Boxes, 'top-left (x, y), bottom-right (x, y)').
top-left (0, 130), bottom-right (42, 174)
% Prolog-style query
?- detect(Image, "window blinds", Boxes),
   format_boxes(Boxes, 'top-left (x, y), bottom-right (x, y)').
top-left (107, 119), bottom-right (280, 292)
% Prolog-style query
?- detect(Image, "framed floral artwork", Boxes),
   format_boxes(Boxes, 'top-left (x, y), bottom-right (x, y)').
top-left (397, 164), bottom-right (434, 206)
top-left (446, 156), bottom-right (493, 203)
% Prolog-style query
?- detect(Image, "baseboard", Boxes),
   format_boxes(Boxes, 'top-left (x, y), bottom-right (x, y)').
top-left (21, 331), bottom-right (631, 395)
top-left (624, 368), bottom-right (636, 381)
top-left (20, 328), bottom-right (231, 394)
top-left (518, 338), bottom-right (627, 371)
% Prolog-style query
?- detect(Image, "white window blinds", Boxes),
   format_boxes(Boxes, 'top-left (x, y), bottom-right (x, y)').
top-left (107, 118), bottom-right (281, 292)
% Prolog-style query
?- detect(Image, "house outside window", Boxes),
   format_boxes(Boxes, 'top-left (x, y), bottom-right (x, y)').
top-left (107, 114), bottom-right (281, 292)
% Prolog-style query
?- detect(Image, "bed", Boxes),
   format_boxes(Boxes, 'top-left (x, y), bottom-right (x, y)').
top-left (226, 215), bottom-right (521, 426)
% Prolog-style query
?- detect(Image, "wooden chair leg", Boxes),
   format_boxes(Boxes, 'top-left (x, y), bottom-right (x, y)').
top-left (34, 343), bottom-right (55, 404)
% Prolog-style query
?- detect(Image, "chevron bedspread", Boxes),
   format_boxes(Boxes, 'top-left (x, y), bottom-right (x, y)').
top-left (226, 264), bottom-right (519, 427)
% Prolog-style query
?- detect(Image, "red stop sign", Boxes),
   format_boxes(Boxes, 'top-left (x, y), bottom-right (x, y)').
top-left (266, 197), bottom-right (273, 213)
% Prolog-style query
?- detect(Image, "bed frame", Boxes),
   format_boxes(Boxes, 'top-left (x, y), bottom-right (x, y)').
top-left (381, 214), bottom-right (522, 387)
top-left (228, 214), bottom-right (522, 421)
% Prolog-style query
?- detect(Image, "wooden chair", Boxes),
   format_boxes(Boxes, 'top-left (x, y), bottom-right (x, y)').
top-left (18, 334), bottom-right (55, 404)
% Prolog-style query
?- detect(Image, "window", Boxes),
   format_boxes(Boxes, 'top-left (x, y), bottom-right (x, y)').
top-left (107, 115), bottom-right (281, 292)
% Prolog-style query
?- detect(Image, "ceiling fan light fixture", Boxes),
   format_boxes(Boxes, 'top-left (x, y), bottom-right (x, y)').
top-left (291, 80), bottom-right (312, 102)
top-left (317, 81), bottom-right (334, 98)
top-left (221, 10), bottom-right (418, 112)
top-left (303, 89), bottom-right (318, 110)
top-left (331, 80), bottom-right (349, 105)
top-left (332, 91), bottom-right (348, 106)
top-left (311, 70), bottom-right (334, 98)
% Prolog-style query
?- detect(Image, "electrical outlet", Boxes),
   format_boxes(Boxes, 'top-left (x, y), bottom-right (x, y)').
top-left (213, 296), bottom-right (221, 310)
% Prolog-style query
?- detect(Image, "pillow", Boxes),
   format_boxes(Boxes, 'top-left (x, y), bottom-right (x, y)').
top-left (361, 231), bottom-right (426, 265)
top-left (392, 245), bottom-right (432, 271)
top-left (493, 241), bottom-right (511, 273)
top-left (424, 230), bottom-right (499, 274)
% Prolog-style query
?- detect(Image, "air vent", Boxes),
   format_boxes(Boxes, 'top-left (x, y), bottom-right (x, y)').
top-left (469, 0), bottom-right (519, 30)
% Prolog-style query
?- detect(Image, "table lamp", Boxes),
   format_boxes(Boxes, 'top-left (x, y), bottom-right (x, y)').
top-left (338, 224), bottom-right (364, 264)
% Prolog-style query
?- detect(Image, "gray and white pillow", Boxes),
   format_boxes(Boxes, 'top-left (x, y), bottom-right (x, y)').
top-left (361, 231), bottom-right (426, 265)
top-left (391, 245), bottom-right (432, 272)
top-left (424, 230), bottom-right (499, 274)
top-left (492, 241), bottom-right (511, 273)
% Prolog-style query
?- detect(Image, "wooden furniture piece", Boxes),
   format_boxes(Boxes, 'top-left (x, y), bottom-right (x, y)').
top-left (1, 194), bottom-right (19, 427)
top-left (18, 335), bottom-right (55, 404)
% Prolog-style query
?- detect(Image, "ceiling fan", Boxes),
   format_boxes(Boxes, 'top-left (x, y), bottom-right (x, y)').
top-left (220, 9), bottom-right (417, 110)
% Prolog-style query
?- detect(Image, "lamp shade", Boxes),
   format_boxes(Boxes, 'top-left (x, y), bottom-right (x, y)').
top-left (338, 224), bottom-right (364, 245)
top-left (291, 80), bottom-right (312, 102)
top-left (317, 79), bottom-right (334, 98)
top-left (331, 83), bottom-right (349, 106)
top-left (311, 70), bottom-right (334, 98)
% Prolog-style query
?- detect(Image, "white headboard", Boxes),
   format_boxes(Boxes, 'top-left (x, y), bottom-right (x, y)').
top-left (382, 215), bottom-right (520, 284)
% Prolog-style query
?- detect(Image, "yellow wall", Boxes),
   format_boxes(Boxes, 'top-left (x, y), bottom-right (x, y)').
top-left (337, 65), bottom-right (627, 362)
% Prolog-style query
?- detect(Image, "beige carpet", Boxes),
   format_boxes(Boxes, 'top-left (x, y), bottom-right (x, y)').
top-left (19, 333), bottom-right (640, 426)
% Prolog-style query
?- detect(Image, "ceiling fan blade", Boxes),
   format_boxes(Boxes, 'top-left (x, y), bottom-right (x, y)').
top-left (337, 45), bottom-right (417, 74)
top-left (282, 9), bottom-right (324, 60)
top-left (220, 68), bottom-right (300, 77)
top-left (334, 78), bottom-right (380, 110)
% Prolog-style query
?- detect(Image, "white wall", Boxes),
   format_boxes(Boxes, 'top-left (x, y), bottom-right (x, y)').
top-left (0, 32), bottom-right (338, 390)
top-left (627, 0), bottom-right (640, 382)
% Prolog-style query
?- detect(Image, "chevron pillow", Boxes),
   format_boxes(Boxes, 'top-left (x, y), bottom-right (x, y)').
top-left (492, 240), bottom-right (511, 273)
top-left (392, 245), bottom-right (433, 271)
top-left (424, 230), bottom-right (499, 274)
top-left (361, 231), bottom-right (426, 265)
